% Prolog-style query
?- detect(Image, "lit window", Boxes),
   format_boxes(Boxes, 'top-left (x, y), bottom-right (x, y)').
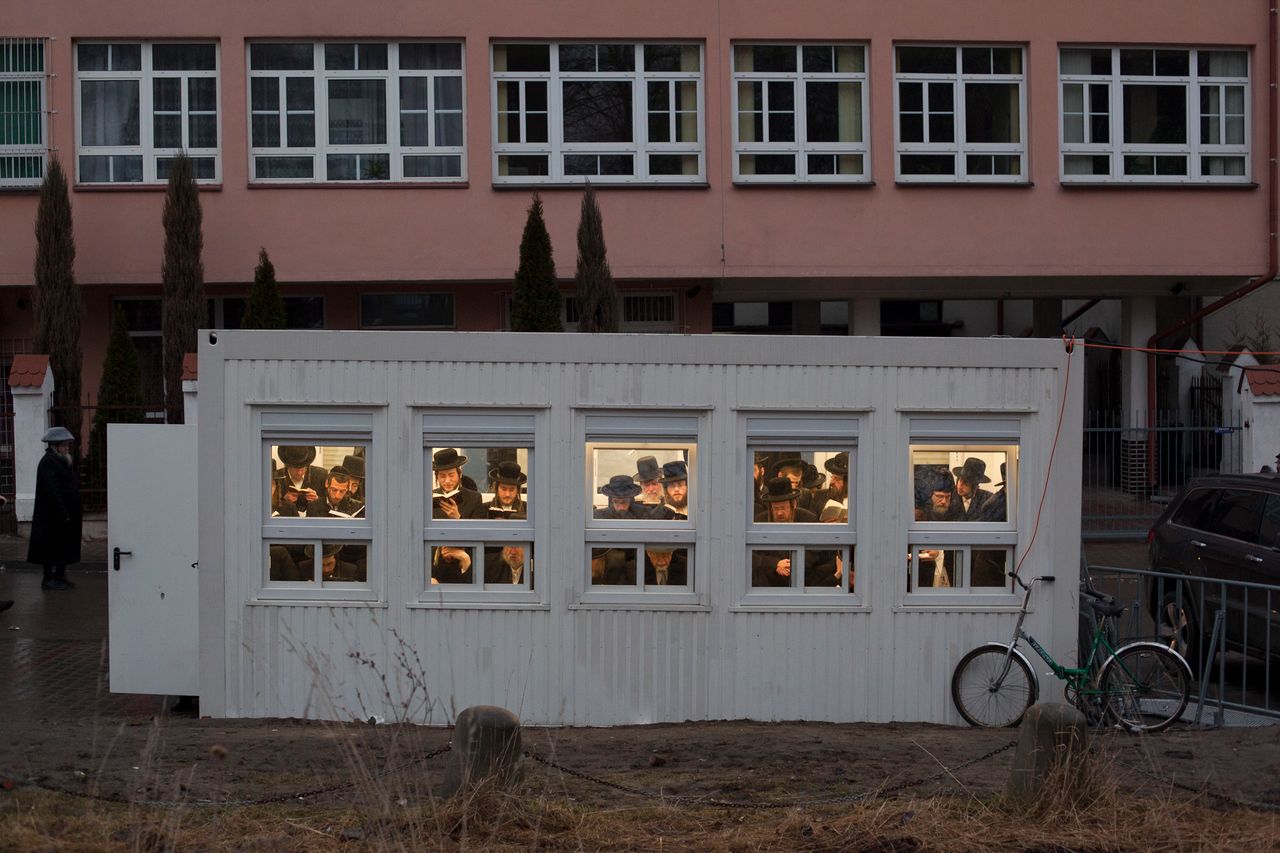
top-left (248, 41), bottom-right (464, 183)
top-left (0, 37), bottom-right (48, 187)
top-left (492, 42), bottom-right (704, 184)
top-left (732, 43), bottom-right (869, 183)
top-left (1059, 47), bottom-right (1249, 183)
top-left (75, 41), bottom-right (220, 184)
top-left (894, 45), bottom-right (1026, 182)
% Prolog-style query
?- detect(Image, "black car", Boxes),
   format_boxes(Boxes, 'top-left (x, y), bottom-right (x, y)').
top-left (1147, 473), bottom-right (1280, 669)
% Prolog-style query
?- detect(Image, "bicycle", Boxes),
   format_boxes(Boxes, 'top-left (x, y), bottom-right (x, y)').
top-left (951, 573), bottom-right (1193, 732)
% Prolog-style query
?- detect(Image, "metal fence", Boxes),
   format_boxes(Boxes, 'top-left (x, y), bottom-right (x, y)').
top-left (48, 400), bottom-right (164, 511)
top-left (1087, 564), bottom-right (1280, 726)
top-left (1082, 409), bottom-right (1243, 540)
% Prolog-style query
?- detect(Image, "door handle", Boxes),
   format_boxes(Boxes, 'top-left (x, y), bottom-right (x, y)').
top-left (113, 547), bottom-right (132, 571)
top-left (1245, 554), bottom-right (1265, 563)
top-left (1189, 540), bottom-right (1207, 549)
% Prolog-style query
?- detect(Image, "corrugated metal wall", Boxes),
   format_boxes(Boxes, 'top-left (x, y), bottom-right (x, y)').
top-left (200, 332), bottom-right (1083, 725)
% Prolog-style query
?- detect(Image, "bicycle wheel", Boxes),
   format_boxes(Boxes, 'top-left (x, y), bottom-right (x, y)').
top-left (952, 643), bottom-right (1038, 727)
top-left (1099, 642), bottom-right (1192, 733)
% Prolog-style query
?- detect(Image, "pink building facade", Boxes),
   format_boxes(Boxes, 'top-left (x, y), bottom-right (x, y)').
top-left (0, 0), bottom-right (1274, 411)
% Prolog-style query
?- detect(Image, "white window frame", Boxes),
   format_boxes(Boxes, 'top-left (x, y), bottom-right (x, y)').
top-left (258, 411), bottom-right (376, 603)
top-left (905, 416), bottom-right (1020, 603)
top-left (743, 415), bottom-right (861, 607)
top-left (0, 37), bottom-right (48, 188)
top-left (579, 411), bottom-right (703, 606)
top-left (419, 410), bottom-right (540, 605)
top-left (1058, 46), bottom-right (1251, 184)
top-left (74, 40), bottom-right (221, 185)
top-left (247, 40), bottom-right (466, 184)
top-left (893, 44), bottom-right (1027, 183)
top-left (731, 42), bottom-right (870, 184)
top-left (492, 41), bottom-right (705, 185)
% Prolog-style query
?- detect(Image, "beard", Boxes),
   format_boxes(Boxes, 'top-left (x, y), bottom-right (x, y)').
top-left (57, 451), bottom-right (73, 466)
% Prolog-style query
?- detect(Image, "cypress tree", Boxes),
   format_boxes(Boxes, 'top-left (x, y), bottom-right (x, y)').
top-left (241, 247), bottom-right (286, 329)
top-left (86, 307), bottom-right (145, 493)
top-left (32, 157), bottom-right (83, 437)
top-left (161, 153), bottom-right (206, 423)
top-left (511, 193), bottom-right (562, 332)
top-left (574, 184), bottom-right (619, 333)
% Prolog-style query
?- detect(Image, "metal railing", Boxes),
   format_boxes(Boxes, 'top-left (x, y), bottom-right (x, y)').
top-left (1086, 564), bottom-right (1279, 726)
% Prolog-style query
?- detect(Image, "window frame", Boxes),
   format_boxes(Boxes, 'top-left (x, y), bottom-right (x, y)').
top-left (491, 40), bottom-right (706, 185)
top-left (905, 417), bottom-right (1020, 602)
top-left (246, 40), bottom-right (466, 184)
top-left (258, 411), bottom-right (376, 603)
top-left (731, 42), bottom-right (871, 184)
top-left (893, 43), bottom-right (1028, 184)
top-left (74, 40), bottom-right (221, 185)
top-left (419, 409), bottom-right (540, 605)
top-left (1058, 45), bottom-right (1251, 184)
top-left (742, 414), bottom-right (862, 607)
top-left (0, 37), bottom-right (49, 188)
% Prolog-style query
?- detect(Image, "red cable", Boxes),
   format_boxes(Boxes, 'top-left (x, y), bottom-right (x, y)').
top-left (1059, 333), bottom-right (1280, 358)
top-left (1012, 342), bottom-right (1073, 579)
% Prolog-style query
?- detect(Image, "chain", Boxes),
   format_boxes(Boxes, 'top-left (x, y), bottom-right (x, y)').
top-left (1112, 749), bottom-right (1280, 814)
top-left (16, 743), bottom-right (453, 809)
top-left (523, 739), bottom-right (1017, 810)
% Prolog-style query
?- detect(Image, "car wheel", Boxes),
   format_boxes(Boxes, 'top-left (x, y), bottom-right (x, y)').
top-left (1156, 589), bottom-right (1201, 674)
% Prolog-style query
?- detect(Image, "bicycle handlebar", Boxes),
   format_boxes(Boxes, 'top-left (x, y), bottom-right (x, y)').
top-left (1008, 572), bottom-right (1055, 591)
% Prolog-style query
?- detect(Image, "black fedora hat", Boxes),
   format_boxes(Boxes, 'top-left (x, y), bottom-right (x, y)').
top-left (660, 460), bottom-right (688, 483)
top-left (801, 463), bottom-right (825, 489)
top-left (489, 460), bottom-right (527, 486)
top-left (633, 455), bottom-right (662, 482)
top-left (823, 452), bottom-right (849, 478)
top-left (771, 456), bottom-right (804, 478)
top-left (925, 466), bottom-right (956, 493)
top-left (304, 543), bottom-right (344, 558)
top-left (278, 445), bottom-right (317, 467)
top-left (760, 476), bottom-right (801, 503)
top-left (342, 454), bottom-right (365, 480)
top-left (432, 448), bottom-right (468, 471)
top-left (952, 457), bottom-right (992, 484)
top-left (327, 465), bottom-right (352, 481)
top-left (599, 474), bottom-right (642, 499)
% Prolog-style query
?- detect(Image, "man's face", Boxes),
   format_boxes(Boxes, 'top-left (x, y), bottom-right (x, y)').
top-left (931, 490), bottom-right (953, 512)
top-left (778, 465), bottom-right (803, 488)
top-left (754, 462), bottom-right (765, 483)
top-left (287, 464), bottom-right (308, 483)
top-left (436, 467), bottom-right (461, 492)
top-left (639, 478), bottom-right (663, 501)
top-left (646, 549), bottom-right (674, 570)
top-left (348, 478), bottom-right (361, 498)
top-left (495, 483), bottom-right (518, 506)
top-left (326, 475), bottom-right (350, 504)
top-left (664, 479), bottom-right (687, 508)
top-left (956, 478), bottom-right (975, 498)
top-left (610, 495), bottom-right (633, 513)
top-left (768, 500), bottom-right (796, 522)
top-left (830, 473), bottom-right (846, 500)
top-left (502, 545), bottom-right (525, 568)
top-left (321, 554), bottom-right (337, 575)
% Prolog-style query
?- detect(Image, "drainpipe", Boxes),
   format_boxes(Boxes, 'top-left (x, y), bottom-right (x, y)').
top-left (1145, 2), bottom-right (1279, 487)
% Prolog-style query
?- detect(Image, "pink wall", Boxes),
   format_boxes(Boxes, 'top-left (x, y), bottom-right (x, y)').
top-left (0, 1), bottom-right (1272, 292)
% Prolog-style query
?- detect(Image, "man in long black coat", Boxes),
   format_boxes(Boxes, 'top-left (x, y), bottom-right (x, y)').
top-left (28, 426), bottom-right (82, 591)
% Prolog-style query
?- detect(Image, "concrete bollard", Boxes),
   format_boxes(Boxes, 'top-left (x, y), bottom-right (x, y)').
top-left (441, 705), bottom-right (523, 798)
top-left (1005, 702), bottom-right (1088, 804)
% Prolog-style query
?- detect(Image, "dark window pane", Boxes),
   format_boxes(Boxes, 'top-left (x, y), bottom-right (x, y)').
top-left (435, 76), bottom-right (462, 110)
top-left (562, 81), bottom-right (632, 143)
top-left (254, 155), bottom-right (313, 178)
top-left (564, 154), bottom-right (597, 175)
top-left (325, 153), bottom-right (357, 180)
top-left (644, 44), bottom-right (683, 72)
top-left (600, 154), bottom-right (632, 175)
top-left (745, 153), bottom-right (794, 175)
top-left (1202, 489), bottom-right (1264, 543)
top-left (965, 83), bottom-right (1019, 143)
top-left (400, 42), bottom-right (462, 70)
top-left (357, 43), bottom-right (387, 70)
top-left (152, 78), bottom-right (182, 113)
top-left (768, 80), bottom-right (794, 110)
top-left (808, 153), bottom-right (835, 174)
top-left (252, 113), bottom-right (280, 147)
top-left (324, 43), bottom-right (356, 70)
top-left (77, 44), bottom-right (109, 71)
top-left (525, 81), bottom-right (547, 111)
top-left (113, 298), bottom-right (163, 331)
top-left (1154, 155), bottom-right (1187, 175)
top-left (400, 113), bottom-right (428, 146)
top-left (152, 114), bottom-right (181, 148)
top-left (400, 77), bottom-right (429, 112)
top-left (286, 77), bottom-right (314, 110)
top-left (597, 44), bottom-right (634, 72)
top-left (1123, 84), bottom-right (1186, 144)
top-left (435, 113), bottom-right (463, 146)
top-left (189, 77), bottom-right (217, 112)
top-left (749, 45), bottom-right (796, 73)
top-left (928, 113), bottom-right (953, 142)
top-left (156, 156), bottom-right (214, 180)
top-left (1123, 154), bottom-right (1155, 175)
top-left (250, 43), bottom-right (313, 71)
top-left (961, 48), bottom-right (990, 75)
top-left (1261, 495), bottom-right (1280, 546)
top-left (1172, 488), bottom-right (1220, 529)
top-left (111, 44), bottom-right (141, 71)
top-left (559, 44), bottom-right (596, 72)
top-left (80, 80), bottom-right (140, 146)
top-left (499, 44), bottom-right (550, 72)
top-left (897, 45), bottom-right (954, 74)
top-left (648, 81), bottom-right (670, 111)
top-left (991, 48), bottom-right (1020, 75)
top-left (802, 45), bottom-right (833, 73)
top-left (403, 154), bottom-right (461, 178)
top-left (928, 81), bottom-right (953, 111)
top-left (966, 154), bottom-right (1019, 175)
top-left (899, 81), bottom-right (923, 112)
top-left (769, 112), bottom-right (795, 143)
top-left (899, 113), bottom-right (924, 143)
top-left (900, 153), bottom-right (955, 175)
top-left (286, 114), bottom-right (314, 147)
top-left (327, 80), bottom-right (386, 145)
top-left (525, 113), bottom-right (548, 143)
top-left (500, 154), bottom-right (548, 176)
top-left (1120, 49), bottom-right (1154, 76)
top-left (284, 296), bottom-right (325, 328)
top-left (361, 293), bottom-right (455, 328)
top-left (650, 154), bottom-right (695, 174)
top-left (1090, 115), bottom-right (1110, 143)
top-left (649, 114), bottom-right (669, 142)
top-left (152, 43), bottom-right (216, 71)
top-left (1155, 50), bottom-right (1189, 77)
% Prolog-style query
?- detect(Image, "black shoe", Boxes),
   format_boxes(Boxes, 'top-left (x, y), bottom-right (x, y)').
top-left (41, 578), bottom-right (70, 591)
top-left (170, 696), bottom-right (199, 714)
top-left (0, 600), bottom-right (13, 612)
top-left (53, 569), bottom-right (75, 589)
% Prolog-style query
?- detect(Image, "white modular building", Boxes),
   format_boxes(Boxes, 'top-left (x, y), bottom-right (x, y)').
top-left (133, 331), bottom-right (1083, 725)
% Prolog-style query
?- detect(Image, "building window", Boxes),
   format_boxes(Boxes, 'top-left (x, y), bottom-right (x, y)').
top-left (732, 43), bottom-right (869, 183)
top-left (260, 411), bottom-right (374, 600)
top-left (208, 295), bottom-right (325, 329)
top-left (1059, 47), bottom-right (1250, 183)
top-left (746, 416), bottom-right (857, 598)
top-left (894, 45), bottom-right (1026, 182)
top-left (248, 41), bottom-right (464, 183)
top-left (0, 38), bottom-right (48, 187)
top-left (112, 298), bottom-right (166, 408)
top-left (75, 41), bottom-right (220, 184)
top-left (907, 417), bottom-right (1018, 595)
top-left (423, 412), bottom-right (536, 598)
top-left (492, 42), bottom-right (704, 184)
top-left (564, 292), bottom-right (677, 331)
top-left (583, 414), bottom-right (698, 594)
top-left (361, 293), bottom-right (454, 328)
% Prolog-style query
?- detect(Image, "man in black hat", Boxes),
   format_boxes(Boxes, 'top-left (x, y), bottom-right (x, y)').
top-left (594, 474), bottom-right (650, 519)
top-left (484, 461), bottom-right (527, 519)
top-left (300, 543), bottom-right (363, 582)
top-left (952, 457), bottom-right (994, 521)
top-left (752, 477), bottom-right (817, 587)
top-left (752, 451), bottom-right (778, 516)
top-left (916, 466), bottom-right (959, 521)
top-left (29, 426), bottom-right (82, 591)
top-left (643, 546), bottom-right (688, 586)
top-left (797, 462), bottom-right (826, 514)
top-left (431, 448), bottom-right (484, 519)
top-left (633, 455), bottom-right (664, 506)
top-left (321, 466), bottom-right (363, 516)
top-left (277, 445), bottom-right (328, 515)
top-left (342, 453), bottom-right (365, 504)
top-left (649, 460), bottom-right (690, 521)
top-left (484, 544), bottom-right (529, 585)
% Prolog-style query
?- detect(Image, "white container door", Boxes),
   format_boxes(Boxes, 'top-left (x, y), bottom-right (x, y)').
top-left (107, 424), bottom-right (199, 695)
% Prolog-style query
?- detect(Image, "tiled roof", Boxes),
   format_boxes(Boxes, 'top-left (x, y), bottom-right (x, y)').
top-left (181, 353), bottom-right (198, 382)
top-left (1244, 365), bottom-right (1280, 397)
top-left (7, 354), bottom-right (49, 388)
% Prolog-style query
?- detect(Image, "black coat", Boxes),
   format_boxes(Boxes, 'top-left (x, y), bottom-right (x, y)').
top-left (28, 449), bottom-right (82, 566)
top-left (433, 488), bottom-right (485, 519)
